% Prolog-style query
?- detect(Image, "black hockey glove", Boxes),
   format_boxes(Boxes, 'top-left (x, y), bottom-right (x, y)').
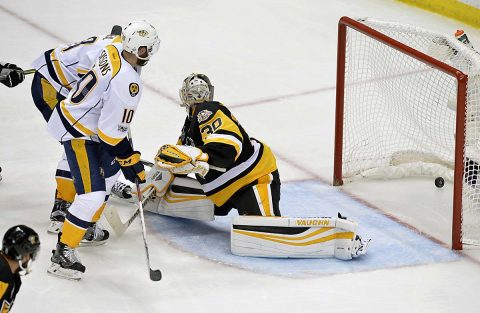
top-left (0, 63), bottom-right (25, 88)
top-left (116, 151), bottom-right (146, 183)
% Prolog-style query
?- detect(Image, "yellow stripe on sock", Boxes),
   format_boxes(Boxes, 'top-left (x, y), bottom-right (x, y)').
top-left (55, 177), bottom-right (76, 202)
top-left (60, 219), bottom-right (87, 248)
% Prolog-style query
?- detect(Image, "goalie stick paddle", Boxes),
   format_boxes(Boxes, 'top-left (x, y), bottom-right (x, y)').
top-left (104, 186), bottom-right (155, 236)
top-left (104, 159), bottom-right (155, 236)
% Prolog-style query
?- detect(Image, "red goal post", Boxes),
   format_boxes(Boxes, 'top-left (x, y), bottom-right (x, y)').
top-left (333, 16), bottom-right (472, 250)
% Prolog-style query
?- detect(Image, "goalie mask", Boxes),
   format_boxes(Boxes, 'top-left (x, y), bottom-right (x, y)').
top-left (179, 73), bottom-right (214, 111)
top-left (122, 21), bottom-right (160, 66)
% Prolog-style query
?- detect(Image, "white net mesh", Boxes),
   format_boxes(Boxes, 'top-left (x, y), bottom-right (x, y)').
top-left (341, 18), bottom-right (480, 245)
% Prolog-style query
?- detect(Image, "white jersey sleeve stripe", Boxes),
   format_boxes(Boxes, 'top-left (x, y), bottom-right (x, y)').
top-left (98, 128), bottom-right (124, 146)
top-left (77, 67), bottom-right (89, 75)
top-left (51, 50), bottom-right (73, 89)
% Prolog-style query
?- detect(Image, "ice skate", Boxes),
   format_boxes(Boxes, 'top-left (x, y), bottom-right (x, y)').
top-left (47, 198), bottom-right (71, 234)
top-left (79, 223), bottom-right (110, 247)
top-left (47, 239), bottom-right (85, 281)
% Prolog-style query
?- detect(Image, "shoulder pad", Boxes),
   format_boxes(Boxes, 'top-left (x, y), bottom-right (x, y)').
top-left (194, 102), bottom-right (220, 124)
top-left (96, 44), bottom-right (121, 79)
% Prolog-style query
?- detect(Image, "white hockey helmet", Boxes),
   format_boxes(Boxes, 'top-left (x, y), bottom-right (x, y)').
top-left (121, 21), bottom-right (160, 63)
top-left (179, 73), bottom-right (214, 108)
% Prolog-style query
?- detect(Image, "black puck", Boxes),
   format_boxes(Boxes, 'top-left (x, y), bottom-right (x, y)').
top-left (435, 177), bottom-right (445, 188)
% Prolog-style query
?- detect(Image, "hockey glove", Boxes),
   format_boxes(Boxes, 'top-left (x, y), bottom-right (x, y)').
top-left (155, 144), bottom-right (210, 177)
top-left (116, 151), bottom-right (146, 183)
top-left (0, 63), bottom-right (25, 88)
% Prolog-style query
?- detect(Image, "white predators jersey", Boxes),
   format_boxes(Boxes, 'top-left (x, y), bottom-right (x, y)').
top-left (32, 35), bottom-right (122, 97)
top-left (47, 42), bottom-right (142, 147)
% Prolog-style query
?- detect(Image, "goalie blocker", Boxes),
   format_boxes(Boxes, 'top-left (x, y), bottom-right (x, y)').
top-left (231, 215), bottom-right (370, 260)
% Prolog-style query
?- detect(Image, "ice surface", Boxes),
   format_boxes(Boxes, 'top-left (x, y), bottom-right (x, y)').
top-left (1, 0), bottom-right (480, 312)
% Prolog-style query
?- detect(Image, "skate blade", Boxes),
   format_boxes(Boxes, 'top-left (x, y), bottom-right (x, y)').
top-left (78, 240), bottom-right (107, 247)
top-left (111, 193), bottom-right (136, 203)
top-left (47, 221), bottom-right (63, 234)
top-left (47, 263), bottom-right (82, 281)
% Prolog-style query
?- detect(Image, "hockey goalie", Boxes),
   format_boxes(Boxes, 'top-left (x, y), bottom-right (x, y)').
top-left (107, 72), bottom-right (370, 260)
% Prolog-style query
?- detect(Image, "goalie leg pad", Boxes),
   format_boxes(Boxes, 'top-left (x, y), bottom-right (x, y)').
top-left (231, 216), bottom-right (368, 260)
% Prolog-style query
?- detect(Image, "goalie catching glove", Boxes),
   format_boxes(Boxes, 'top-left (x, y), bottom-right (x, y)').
top-left (116, 151), bottom-right (146, 183)
top-left (155, 144), bottom-right (209, 177)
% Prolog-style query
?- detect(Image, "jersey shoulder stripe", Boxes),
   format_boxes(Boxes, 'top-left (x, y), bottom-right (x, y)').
top-left (0, 281), bottom-right (7, 300)
top-left (105, 44), bottom-right (122, 79)
top-left (197, 107), bottom-right (244, 141)
top-left (50, 49), bottom-right (74, 89)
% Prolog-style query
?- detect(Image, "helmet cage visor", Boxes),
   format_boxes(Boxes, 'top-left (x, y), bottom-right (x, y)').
top-left (179, 74), bottom-right (214, 107)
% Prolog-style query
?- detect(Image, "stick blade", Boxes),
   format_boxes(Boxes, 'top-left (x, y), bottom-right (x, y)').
top-left (150, 269), bottom-right (162, 281)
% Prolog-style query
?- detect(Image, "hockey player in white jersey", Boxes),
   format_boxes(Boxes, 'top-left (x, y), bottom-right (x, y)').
top-left (31, 26), bottom-right (133, 237)
top-left (46, 21), bottom-right (160, 280)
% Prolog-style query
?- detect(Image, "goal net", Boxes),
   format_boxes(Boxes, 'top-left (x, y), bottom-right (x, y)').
top-left (333, 17), bottom-right (480, 249)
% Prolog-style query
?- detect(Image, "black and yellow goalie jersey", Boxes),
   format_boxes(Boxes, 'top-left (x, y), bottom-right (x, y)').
top-left (0, 254), bottom-right (21, 313)
top-left (178, 101), bottom-right (278, 206)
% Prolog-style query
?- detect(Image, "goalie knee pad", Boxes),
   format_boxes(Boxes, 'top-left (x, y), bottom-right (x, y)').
top-left (231, 216), bottom-right (369, 260)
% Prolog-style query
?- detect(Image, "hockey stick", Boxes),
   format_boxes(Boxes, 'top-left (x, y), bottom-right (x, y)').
top-left (127, 131), bottom-right (162, 281)
top-left (104, 186), bottom-right (155, 236)
top-left (0, 68), bottom-right (35, 80)
top-left (134, 177), bottom-right (162, 281)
